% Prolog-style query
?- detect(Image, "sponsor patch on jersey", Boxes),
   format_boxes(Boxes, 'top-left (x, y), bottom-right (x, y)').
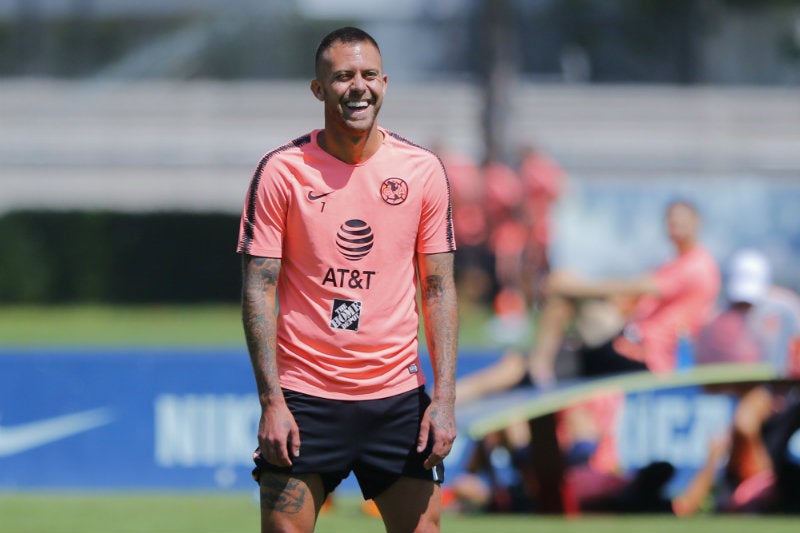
top-left (330, 299), bottom-right (362, 331)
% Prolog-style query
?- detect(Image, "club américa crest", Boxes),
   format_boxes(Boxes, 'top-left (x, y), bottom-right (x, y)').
top-left (380, 178), bottom-right (408, 205)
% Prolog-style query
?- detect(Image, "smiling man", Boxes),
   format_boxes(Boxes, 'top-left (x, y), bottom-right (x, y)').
top-left (237, 27), bottom-right (458, 533)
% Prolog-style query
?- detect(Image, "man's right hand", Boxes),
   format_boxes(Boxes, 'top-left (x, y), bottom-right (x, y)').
top-left (258, 401), bottom-right (301, 467)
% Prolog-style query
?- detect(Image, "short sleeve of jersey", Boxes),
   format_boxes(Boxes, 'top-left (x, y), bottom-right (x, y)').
top-left (417, 154), bottom-right (456, 255)
top-left (237, 145), bottom-right (293, 257)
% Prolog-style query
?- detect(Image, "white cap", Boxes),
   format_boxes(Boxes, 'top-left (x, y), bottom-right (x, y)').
top-left (727, 249), bottom-right (771, 304)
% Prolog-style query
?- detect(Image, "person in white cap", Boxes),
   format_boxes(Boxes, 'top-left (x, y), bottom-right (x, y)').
top-left (689, 248), bottom-right (800, 514)
top-left (696, 248), bottom-right (800, 373)
top-left (694, 249), bottom-right (771, 366)
top-left (726, 248), bottom-right (771, 304)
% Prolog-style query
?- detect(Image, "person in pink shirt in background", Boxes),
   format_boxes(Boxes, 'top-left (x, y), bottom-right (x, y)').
top-left (480, 157), bottom-right (530, 346)
top-left (529, 199), bottom-right (720, 383)
top-left (458, 199), bottom-right (721, 404)
top-left (433, 143), bottom-right (495, 311)
top-left (456, 200), bottom-right (720, 511)
top-left (517, 144), bottom-right (568, 307)
top-left (531, 200), bottom-right (720, 487)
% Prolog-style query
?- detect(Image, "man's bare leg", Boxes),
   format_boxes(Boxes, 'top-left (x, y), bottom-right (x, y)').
top-left (374, 477), bottom-right (441, 533)
top-left (259, 472), bottom-right (325, 533)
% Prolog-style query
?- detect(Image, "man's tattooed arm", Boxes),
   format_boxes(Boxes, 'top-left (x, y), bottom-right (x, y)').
top-left (241, 254), bottom-right (301, 466)
top-left (419, 252), bottom-right (459, 400)
top-left (241, 255), bottom-right (282, 403)
top-left (417, 251), bottom-right (459, 467)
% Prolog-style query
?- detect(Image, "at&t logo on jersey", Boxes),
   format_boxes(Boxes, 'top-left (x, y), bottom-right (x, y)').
top-left (336, 219), bottom-right (374, 260)
top-left (323, 219), bottom-right (378, 291)
top-left (330, 299), bottom-right (362, 331)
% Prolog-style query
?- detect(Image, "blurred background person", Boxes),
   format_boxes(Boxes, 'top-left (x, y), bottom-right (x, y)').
top-left (457, 199), bottom-right (721, 407)
top-left (696, 248), bottom-right (800, 372)
top-left (528, 199), bottom-right (720, 384)
top-left (517, 143), bottom-right (568, 309)
top-left (689, 248), bottom-right (800, 514)
top-left (481, 155), bottom-right (531, 348)
top-left (457, 199), bottom-right (721, 510)
top-left (431, 141), bottom-right (494, 312)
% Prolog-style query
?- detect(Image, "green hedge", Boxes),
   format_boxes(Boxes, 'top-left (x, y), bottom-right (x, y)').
top-left (0, 211), bottom-right (242, 303)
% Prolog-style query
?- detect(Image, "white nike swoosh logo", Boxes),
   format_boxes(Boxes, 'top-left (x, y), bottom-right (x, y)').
top-left (0, 408), bottom-right (115, 457)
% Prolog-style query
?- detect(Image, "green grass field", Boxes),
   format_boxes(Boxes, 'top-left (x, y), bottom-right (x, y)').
top-left (2, 492), bottom-right (798, 533)
top-left (0, 305), bottom-right (797, 532)
top-left (0, 304), bottom-right (247, 346)
top-left (0, 303), bottom-right (498, 348)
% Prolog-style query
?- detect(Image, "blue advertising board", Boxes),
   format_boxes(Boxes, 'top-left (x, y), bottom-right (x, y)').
top-left (0, 348), bottom-right (259, 489)
top-left (0, 348), bottom-right (499, 491)
top-left (0, 348), bottom-right (737, 494)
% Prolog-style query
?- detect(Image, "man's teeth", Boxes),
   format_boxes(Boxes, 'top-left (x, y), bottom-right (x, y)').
top-left (347, 101), bottom-right (368, 109)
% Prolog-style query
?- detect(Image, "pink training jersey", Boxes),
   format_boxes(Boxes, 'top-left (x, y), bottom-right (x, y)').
top-left (614, 245), bottom-right (721, 372)
top-left (237, 127), bottom-right (455, 400)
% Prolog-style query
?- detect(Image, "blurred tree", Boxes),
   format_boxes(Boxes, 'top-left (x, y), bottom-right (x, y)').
top-left (479, 0), bottom-right (518, 164)
top-left (1, 0), bottom-right (797, 82)
top-left (15, 0), bottom-right (44, 75)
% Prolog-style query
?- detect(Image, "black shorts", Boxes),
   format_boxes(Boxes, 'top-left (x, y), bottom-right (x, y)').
top-left (578, 338), bottom-right (648, 377)
top-left (252, 386), bottom-right (444, 500)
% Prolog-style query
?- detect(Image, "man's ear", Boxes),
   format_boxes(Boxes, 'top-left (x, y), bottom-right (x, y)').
top-left (310, 80), bottom-right (324, 102)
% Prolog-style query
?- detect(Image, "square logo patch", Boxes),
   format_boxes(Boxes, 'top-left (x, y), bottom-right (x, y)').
top-left (330, 299), bottom-right (362, 331)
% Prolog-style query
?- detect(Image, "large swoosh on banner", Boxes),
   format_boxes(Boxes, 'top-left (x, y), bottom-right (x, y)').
top-left (0, 408), bottom-right (115, 457)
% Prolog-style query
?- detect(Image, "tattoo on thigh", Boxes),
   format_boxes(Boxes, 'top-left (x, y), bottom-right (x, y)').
top-left (260, 477), bottom-right (307, 514)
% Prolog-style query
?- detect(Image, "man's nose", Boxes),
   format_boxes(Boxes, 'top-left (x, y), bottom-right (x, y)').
top-left (350, 73), bottom-right (367, 92)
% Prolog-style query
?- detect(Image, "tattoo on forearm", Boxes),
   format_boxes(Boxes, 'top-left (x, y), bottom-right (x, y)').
top-left (420, 253), bottom-right (459, 399)
top-left (423, 275), bottom-right (444, 301)
top-left (259, 477), bottom-right (307, 514)
top-left (241, 255), bottom-right (282, 396)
